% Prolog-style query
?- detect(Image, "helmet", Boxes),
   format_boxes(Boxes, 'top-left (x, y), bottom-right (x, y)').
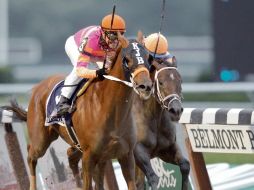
top-left (144, 33), bottom-right (168, 55)
top-left (101, 14), bottom-right (126, 32)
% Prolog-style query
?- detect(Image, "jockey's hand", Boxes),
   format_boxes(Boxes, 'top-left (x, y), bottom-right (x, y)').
top-left (96, 68), bottom-right (107, 80)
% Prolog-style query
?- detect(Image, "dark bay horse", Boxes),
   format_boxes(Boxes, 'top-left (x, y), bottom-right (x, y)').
top-left (2, 32), bottom-right (153, 190)
top-left (133, 59), bottom-right (190, 190)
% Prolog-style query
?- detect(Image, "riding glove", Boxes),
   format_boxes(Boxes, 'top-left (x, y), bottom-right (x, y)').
top-left (96, 68), bottom-right (107, 80)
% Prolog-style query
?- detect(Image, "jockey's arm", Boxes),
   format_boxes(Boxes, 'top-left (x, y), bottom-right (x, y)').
top-left (76, 31), bottom-right (107, 78)
top-left (76, 67), bottom-right (97, 79)
top-left (76, 54), bottom-right (97, 78)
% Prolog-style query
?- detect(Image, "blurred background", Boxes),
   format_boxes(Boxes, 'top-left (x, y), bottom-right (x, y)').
top-left (1, 0), bottom-right (254, 83)
top-left (1, 0), bottom-right (254, 189)
top-left (1, 0), bottom-right (254, 107)
top-left (0, 0), bottom-right (210, 83)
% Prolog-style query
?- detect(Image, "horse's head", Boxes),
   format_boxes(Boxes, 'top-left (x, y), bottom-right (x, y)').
top-left (117, 31), bottom-right (152, 99)
top-left (151, 57), bottom-right (183, 121)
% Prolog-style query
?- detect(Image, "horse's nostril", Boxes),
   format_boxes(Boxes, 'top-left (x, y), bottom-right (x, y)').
top-left (146, 86), bottom-right (152, 92)
top-left (169, 108), bottom-right (176, 114)
top-left (138, 85), bottom-right (146, 90)
top-left (137, 84), bottom-right (152, 92)
top-left (169, 107), bottom-right (183, 116)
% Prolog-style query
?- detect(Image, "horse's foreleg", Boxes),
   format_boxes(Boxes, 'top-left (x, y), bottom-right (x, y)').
top-left (118, 151), bottom-right (137, 190)
top-left (134, 144), bottom-right (159, 190)
top-left (159, 144), bottom-right (190, 190)
top-left (135, 166), bottom-right (146, 190)
top-left (178, 157), bottom-right (190, 190)
top-left (67, 147), bottom-right (82, 188)
top-left (82, 150), bottom-right (95, 190)
top-left (93, 161), bottom-right (106, 190)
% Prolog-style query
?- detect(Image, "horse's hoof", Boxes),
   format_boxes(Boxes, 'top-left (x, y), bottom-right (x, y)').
top-left (149, 175), bottom-right (159, 190)
top-left (151, 184), bottom-right (158, 190)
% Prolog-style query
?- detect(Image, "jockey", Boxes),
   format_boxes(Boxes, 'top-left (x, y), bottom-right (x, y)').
top-left (144, 33), bottom-right (175, 64)
top-left (51, 14), bottom-right (126, 117)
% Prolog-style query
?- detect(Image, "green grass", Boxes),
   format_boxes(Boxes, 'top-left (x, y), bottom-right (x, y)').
top-left (183, 92), bottom-right (249, 102)
top-left (204, 153), bottom-right (254, 164)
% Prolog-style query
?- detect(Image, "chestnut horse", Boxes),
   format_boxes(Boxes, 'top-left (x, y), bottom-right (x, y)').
top-left (133, 59), bottom-right (190, 190)
top-left (2, 33), bottom-right (153, 190)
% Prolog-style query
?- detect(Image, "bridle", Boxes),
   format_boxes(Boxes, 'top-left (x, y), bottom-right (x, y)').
top-left (153, 66), bottom-right (182, 110)
top-left (103, 41), bottom-right (150, 93)
top-left (121, 40), bottom-right (151, 97)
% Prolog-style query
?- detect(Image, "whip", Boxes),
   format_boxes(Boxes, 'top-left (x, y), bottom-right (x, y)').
top-left (153, 0), bottom-right (166, 58)
top-left (103, 4), bottom-right (116, 69)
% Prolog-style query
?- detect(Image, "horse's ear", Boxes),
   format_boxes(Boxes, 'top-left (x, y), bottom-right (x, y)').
top-left (171, 56), bottom-right (178, 68)
top-left (137, 30), bottom-right (144, 45)
top-left (164, 56), bottom-right (178, 68)
top-left (151, 60), bottom-right (160, 69)
top-left (117, 31), bottom-right (129, 48)
top-left (150, 60), bottom-right (160, 73)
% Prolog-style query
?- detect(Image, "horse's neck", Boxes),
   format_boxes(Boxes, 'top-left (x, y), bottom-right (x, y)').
top-left (144, 97), bottom-right (174, 136)
top-left (89, 48), bottom-right (133, 115)
top-left (109, 48), bottom-right (125, 80)
top-left (141, 88), bottom-right (174, 123)
top-left (134, 95), bottom-right (162, 119)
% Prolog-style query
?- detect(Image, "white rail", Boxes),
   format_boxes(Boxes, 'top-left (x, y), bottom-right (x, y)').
top-left (0, 83), bottom-right (34, 94)
top-left (0, 82), bottom-right (254, 94)
top-left (182, 82), bottom-right (254, 93)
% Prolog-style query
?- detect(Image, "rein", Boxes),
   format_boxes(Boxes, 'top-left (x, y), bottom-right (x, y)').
top-left (103, 66), bottom-right (150, 88)
top-left (153, 66), bottom-right (181, 109)
top-left (103, 74), bottom-right (133, 87)
top-left (101, 41), bottom-right (151, 96)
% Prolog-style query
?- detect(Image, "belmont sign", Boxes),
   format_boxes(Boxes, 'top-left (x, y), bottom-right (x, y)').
top-left (186, 124), bottom-right (254, 153)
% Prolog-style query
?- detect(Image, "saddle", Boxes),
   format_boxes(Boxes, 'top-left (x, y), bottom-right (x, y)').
top-left (45, 79), bottom-right (89, 151)
top-left (45, 79), bottom-right (88, 125)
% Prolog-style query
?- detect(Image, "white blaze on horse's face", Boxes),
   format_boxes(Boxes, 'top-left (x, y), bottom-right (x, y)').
top-left (170, 73), bottom-right (175, 80)
top-left (132, 42), bottom-right (145, 64)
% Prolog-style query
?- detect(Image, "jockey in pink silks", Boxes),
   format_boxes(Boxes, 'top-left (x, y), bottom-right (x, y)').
top-left (51, 14), bottom-right (126, 117)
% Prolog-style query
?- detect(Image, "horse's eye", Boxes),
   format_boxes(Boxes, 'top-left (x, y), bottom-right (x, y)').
top-left (159, 81), bottom-right (163, 86)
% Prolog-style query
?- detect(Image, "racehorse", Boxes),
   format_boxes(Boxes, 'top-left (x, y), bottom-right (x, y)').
top-left (2, 32), bottom-right (153, 190)
top-left (133, 59), bottom-right (190, 190)
top-left (65, 57), bottom-right (190, 190)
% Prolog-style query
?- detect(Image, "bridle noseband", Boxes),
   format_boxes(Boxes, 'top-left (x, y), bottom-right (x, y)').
top-left (153, 66), bottom-right (182, 110)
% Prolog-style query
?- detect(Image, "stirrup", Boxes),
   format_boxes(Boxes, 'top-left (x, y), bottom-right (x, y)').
top-left (50, 106), bottom-right (70, 118)
top-left (57, 107), bottom-right (70, 116)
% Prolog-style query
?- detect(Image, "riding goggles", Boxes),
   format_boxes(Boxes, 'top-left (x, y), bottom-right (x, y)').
top-left (104, 31), bottom-right (125, 41)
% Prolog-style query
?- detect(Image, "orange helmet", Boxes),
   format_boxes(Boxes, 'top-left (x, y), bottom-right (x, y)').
top-left (144, 33), bottom-right (168, 55)
top-left (101, 14), bottom-right (126, 32)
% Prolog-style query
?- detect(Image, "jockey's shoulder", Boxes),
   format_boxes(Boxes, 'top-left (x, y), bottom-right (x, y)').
top-left (76, 26), bottom-right (102, 38)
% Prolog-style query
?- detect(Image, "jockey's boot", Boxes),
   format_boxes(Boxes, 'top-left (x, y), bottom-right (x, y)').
top-left (51, 95), bottom-right (71, 117)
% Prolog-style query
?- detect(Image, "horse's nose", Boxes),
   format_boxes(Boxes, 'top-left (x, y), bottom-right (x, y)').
top-left (137, 84), bottom-right (152, 92)
top-left (136, 81), bottom-right (153, 92)
top-left (169, 107), bottom-right (183, 116)
top-left (168, 100), bottom-right (183, 120)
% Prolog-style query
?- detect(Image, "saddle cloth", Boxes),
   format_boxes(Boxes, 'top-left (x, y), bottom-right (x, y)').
top-left (45, 79), bottom-right (87, 126)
